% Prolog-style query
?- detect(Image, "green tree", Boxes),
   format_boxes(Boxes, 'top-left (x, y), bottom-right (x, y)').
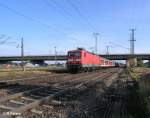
top-left (137, 59), bottom-right (144, 67)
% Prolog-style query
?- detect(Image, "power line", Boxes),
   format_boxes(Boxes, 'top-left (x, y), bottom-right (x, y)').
top-left (45, 0), bottom-right (74, 24)
top-left (0, 36), bottom-right (11, 45)
top-left (109, 42), bottom-right (129, 50)
top-left (43, 0), bottom-right (77, 31)
top-left (0, 2), bottom-right (67, 35)
top-left (75, 0), bottom-right (97, 31)
top-left (66, 0), bottom-right (97, 32)
top-left (45, 0), bottom-right (93, 33)
top-left (0, 34), bottom-right (5, 40)
top-left (43, 0), bottom-right (86, 41)
top-left (0, 34), bottom-right (21, 47)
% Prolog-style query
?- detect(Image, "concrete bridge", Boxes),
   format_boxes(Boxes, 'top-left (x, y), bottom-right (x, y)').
top-left (0, 55), bottom-right (67, 62)
top-left (100, 54), bottom-right (150, 67)
top-left (0, 55), bottom-right (67, 65)
top-left (100, 54), bottom-right (150, 60)
top-left (0, 54), bottom-right (150, 66)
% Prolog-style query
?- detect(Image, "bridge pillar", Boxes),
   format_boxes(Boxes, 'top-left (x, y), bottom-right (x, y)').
top-left (148, 60), bottom-right (150, 67)
top-left (126, 58), bottom-right (137, 68)
top-left (126, 59), bottom-right (130, 68)
top-left (31, 60), bottom-right (45, 66)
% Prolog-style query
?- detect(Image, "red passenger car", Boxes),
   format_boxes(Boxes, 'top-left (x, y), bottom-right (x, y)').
top-left (67, 48), bottom-right (115, 73)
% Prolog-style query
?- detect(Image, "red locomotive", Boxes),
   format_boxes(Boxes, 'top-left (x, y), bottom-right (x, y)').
top-left (67, 48), bottom-right (115, 73)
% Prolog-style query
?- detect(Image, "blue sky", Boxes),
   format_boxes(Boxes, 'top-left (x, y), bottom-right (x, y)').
top-left (0, 0), bottom-right (150, 56)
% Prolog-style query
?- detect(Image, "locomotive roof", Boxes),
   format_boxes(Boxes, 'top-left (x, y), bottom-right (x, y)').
top-left (68, 49), bottom-right (114, 62)
top-left (68, 49), bottom-right (96, 55)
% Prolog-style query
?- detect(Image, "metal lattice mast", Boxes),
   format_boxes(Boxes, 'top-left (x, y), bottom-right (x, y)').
top-left (21, 37), bottom-right (25, 71)
top-left (93, 33), bottom-right (100, 54)
top-left (130, 29), bottom-right (136, 54)
top-left (54, 46), bottom-right (57, 65)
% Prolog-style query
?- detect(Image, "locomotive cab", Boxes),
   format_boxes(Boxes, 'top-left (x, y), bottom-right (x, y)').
top-left (67, 51), bottom-right (82, 73)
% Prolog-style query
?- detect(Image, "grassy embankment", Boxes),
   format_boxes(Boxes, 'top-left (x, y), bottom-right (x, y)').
top-left (127, 67), bottom-right (150, 118)
top-left (0, 66), bottom-right (66, 80)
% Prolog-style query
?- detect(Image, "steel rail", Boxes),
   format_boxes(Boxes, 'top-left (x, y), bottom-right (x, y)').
top-left (0, 69), bottom-right (119, 118)
top-left (0, 73), bottom-right (67, 84)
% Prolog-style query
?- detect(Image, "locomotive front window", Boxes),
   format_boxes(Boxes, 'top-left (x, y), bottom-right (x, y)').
top-left (68, 52), bottom-right (81, 57)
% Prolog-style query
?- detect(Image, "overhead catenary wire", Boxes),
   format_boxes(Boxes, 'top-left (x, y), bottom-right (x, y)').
top-left (46, 0), bottom-right (97, 32)
top-left (0, 2), bottom-right (67, 35)
top-left (0, 36), bottom-right (11, 45)
top-left (66, 0), bottom-right (97, 32)
top-left (0, 34), bottom-right (20, 47)
top-left (0, 1), bottom-right (98, 51)
top-left (0, 34), bottom-right (5, 40)
top-left (44, 0), bottom-right (75, 25)
top-left (75, 0), bottom-right (97, 31)
top-left (43, 0), bottom-right (87, 41)
top-left (109, 42), bottom-right (129, 50)
top-left (45, 0), bottom-right (94, 33)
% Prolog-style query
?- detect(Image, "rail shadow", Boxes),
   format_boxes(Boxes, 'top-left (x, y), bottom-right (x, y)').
top-left (0, 83), bottom-right (48, 96)
top-left (127, 81), bottom-right (149, 118)
top-left (65, 74), bottom-right (150, 118)
top-left (46, 68), bottom-right (68, 74)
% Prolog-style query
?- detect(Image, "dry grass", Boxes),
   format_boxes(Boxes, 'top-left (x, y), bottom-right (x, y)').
top-left (0, 66), bottom-right (67, 80)
top-left (133, 67), bottom-right (150, 76)
top-left (0, 67), bottom-right (52, 80)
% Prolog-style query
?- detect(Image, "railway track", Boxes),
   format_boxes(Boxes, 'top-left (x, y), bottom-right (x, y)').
top-left (0, 72), bottom-right (96, 98)
top-left (0, 68), bottom-right (119, 118)
top-left (0, 73), bottom-right (67, 84)
top-left (0, 69), bottom-right (108, 86)
top-left (0, 69), bottom-right (115, 98)
top-left (98, 69), bottom-right (131, 118)
top-left (22, 70), bottom-right (119, 118)
top-left (73, 68), bottom-right (130, 118)
top-left (0, 73), bottom-right (70, 98)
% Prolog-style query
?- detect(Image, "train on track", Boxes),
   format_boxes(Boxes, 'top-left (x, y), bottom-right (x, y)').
top-left (67, 48), bottom-right (115, 73)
